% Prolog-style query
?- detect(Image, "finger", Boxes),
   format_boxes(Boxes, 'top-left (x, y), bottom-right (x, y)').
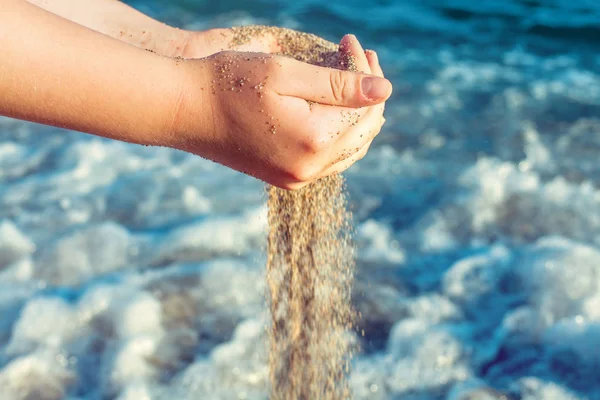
top-left (339, 34), bottom-right (370, 74)
top-left (280, 98), bottom-right (381, 176)
top-left (317, 136), bottom-right (373, 179)
top-left (300, 102), bottom-right (368, 142)
top-left (274, 57), bottom-right (392, 108)
top-left (288, 39), bottom-right (380, 145)
top-left (300, 43), bottom-right (380, 149)
top-left (333, 101), bottom-right (384, 151)
top-left (309, 102), bottom-right (383, 177)
top-left (365, 50), bottom-right (384, 78)
top-left (365, 50), bottom-right (387, 116)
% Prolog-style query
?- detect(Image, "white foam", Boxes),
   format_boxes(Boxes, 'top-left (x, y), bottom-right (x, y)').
top-left (35, 222), bottom-right (131, 285)
top-left (443, 245), bottom-right (513, 302)
top-left (0, 257), bottom-right (34, 282)
top-left (356, 219), bottom-right (406, 264)
top-left (200, 259), bottom-right (264, 316)
top-left (111, 292), bottom-right (163, 339)
top-left (407, 294), bottom-right (463, 323)
top-left (104, 335), bottom-right (162, 394)
top-left (115, 382), bottom-right (157, 400)
top-left (515, 377), bottom-right (582, 400)
top-left (6, 297), bottom-right (81, 355)
top-left (0, 220), bottom-right (35, 269)
top-left (0, 350), bottom-right (75, 400)
top-left (151, 206), bottom-right (266, 265)
top-left (517, 236), bottom-right (600, 324)
top-left (349, 356), bottom-right (389, 400)
top-left (174, 317), bottom-right (268, 400)
top-left (418, 211), bottom-right (459, 251)
top-left (448, 379), bottom-right (499, 400)
top-left (0, 7), bottom-right (598, 398)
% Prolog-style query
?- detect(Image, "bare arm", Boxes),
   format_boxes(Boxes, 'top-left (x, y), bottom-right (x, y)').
top-left (2, 0), bottom-right (391, 189)
top-left (26, 0), bottom-right (188, 56)
top-left (25, 0), bottom-right (281, 58)
top-left (0, 0), bottom-right (189, 146)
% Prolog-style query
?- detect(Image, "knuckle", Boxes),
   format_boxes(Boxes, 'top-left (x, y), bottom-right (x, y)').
top-left (329, 70), bottom-right (352, 102)
top-left (264, 57), bottom-right (284, 75)
top-left (286, 162), bottom-right (317, 184)
top-left (302, 137), bottom-right (326, 154)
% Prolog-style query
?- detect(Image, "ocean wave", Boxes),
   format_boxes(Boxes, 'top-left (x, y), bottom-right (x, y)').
top-left (1, 1), bottom-right (600, 399)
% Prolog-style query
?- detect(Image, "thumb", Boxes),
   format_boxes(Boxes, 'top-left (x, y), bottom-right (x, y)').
top-left (275, 57), bottom-right (392, 108)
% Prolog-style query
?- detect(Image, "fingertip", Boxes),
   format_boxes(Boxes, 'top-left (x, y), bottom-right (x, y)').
top-left (340, 34), bottom-right (356, 45)
top-left (365, 50), bottom-right (384, 77)
top-left (361, 76), bottom-right (392, 103)
top-left (365, 50), bottom-right (377, 70)
top-left (365, 49), bottom-right (378, 62)
top-left (339, 34), bottom-right (352, 52)
top-left (339, 34), bottom-right (370, 74)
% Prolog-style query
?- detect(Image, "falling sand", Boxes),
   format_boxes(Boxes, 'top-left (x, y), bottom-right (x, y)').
top-left (230, 27), bottom-right (358, 399)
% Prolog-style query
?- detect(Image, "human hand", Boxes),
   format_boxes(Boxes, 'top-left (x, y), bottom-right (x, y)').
top-left (172, 35), bottom-right (391, 189)
top-left (176, 28), bottom-right (281, 59)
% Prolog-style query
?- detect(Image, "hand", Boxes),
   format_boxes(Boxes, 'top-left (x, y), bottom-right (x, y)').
top-left (176, 28), bottom-right (281, 59)
top-left (172, 35), bottom-right (391, 189)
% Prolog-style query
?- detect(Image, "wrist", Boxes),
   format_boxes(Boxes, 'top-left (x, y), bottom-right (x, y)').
top-left (175, 29), bottom-right (236, 59)
top-left (128, 23), bottom-right (190, 58)
top-left (172, 29), bottom-right (196, 58)
top-left (164, 57), bottom-right (216, 155)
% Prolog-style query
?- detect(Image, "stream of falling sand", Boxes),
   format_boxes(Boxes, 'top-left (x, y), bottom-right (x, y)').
top-left (231, 27), bottom-right (358, 400)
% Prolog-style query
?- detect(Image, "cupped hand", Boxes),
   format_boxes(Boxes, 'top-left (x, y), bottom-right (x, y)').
top-left (177, 28), bottom-right (281, 59)
top-left (172, 35), bottom-right (391, 189)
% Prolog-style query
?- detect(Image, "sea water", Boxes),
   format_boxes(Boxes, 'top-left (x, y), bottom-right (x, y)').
top-left (1, 0), bottom-right (600, 399)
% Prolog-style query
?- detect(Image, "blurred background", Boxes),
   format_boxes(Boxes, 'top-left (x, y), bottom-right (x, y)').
top-left (1, 0), bottom-right (600, 399)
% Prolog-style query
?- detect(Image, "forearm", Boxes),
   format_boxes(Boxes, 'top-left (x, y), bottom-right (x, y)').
top-left (0, 0), bottom-right (190, 147)
top-left (26, 0), bottom-right (188, 56)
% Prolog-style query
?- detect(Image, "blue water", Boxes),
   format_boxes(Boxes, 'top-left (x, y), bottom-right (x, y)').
top-left (1, 1), bottom-right (600, 399)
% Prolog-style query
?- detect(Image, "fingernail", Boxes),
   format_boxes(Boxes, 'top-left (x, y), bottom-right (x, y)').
top-left (365, 49), bottom-right (378, 62)
top-left (362, 77), bottom-right (391, 100)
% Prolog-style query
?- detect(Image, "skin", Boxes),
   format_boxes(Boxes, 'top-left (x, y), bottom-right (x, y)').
top-left (2, 0), bottom-right (392, 189)
top-left (26, 0), bottom-right (282, 57)
top-left (177, 39), bottom-right (388, 189)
